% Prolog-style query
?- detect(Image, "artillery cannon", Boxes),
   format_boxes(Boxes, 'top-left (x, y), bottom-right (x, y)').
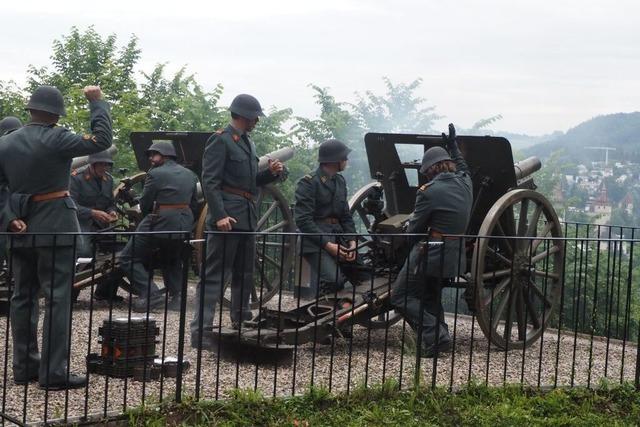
top-left (213, 132), bottom-right (562, 353)
top-left (346, 133), bottom-right (562, 349)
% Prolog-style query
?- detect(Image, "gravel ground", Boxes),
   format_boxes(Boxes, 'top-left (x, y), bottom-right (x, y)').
top-left (0, 281), bottom-right (637, 425)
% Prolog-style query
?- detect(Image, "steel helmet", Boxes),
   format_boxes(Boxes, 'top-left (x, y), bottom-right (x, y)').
top-left (419, 146), bottom-right (451, 174)
top-left (88, 149), bottom-right (114, 165)
top-left (0, 116), bottom-right (22, 136)
top-left (146, 141), bottom-right (177, 158)
top-left (25, 85), bottom-right (66, 116)
top-left (229, 94), bottom-right (265, 120)
top-left (318, 139), bottom-right (352, 163)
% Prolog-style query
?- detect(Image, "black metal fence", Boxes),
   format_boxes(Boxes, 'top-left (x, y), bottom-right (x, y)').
top-left (0, 225), bottom-right (639, 425)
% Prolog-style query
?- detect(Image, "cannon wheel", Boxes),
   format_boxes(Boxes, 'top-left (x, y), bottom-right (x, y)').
top-left (349, 182), bottom-right (402, 330)
top-left (194, 184), bottom-right (295, 309)
top-left (472, 189), bottom-right (563, 350)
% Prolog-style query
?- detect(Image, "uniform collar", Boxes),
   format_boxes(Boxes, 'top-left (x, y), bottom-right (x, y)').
top-left (433, 171), bottom-right (456, 182)
top-left (84, 166), bottom-right (110, 182)
top-left (316, 166), bottom-right (336, 184)
top-left (26, 122), bottom-right (56, 128)
top-left (226, 124), bottom-right (244, 143)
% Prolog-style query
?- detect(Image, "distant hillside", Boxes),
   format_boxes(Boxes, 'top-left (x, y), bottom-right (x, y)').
top-left (524, 112), bottom-right (640, 163)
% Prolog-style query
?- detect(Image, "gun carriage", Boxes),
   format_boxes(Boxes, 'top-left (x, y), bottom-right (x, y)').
top-left (212, 132), bottom-right (563, 352)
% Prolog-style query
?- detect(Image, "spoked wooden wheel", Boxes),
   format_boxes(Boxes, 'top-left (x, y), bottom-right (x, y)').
top-left (472, 189), bottom-right (563, 350)
top-left (348, 181), bottom-right (402, 329)
top-left (348, 182), bottom-right (384, 251)
top-left (194, 184), bottom-right (295, 309)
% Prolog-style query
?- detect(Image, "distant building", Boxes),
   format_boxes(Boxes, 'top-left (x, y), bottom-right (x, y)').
top-left (593, 184), bottom-right (612, 216)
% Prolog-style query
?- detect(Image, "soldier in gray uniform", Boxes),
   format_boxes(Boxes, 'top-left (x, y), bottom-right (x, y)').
top-left (0, 116), bottom-right (22, 263)
top-left (117, 141), bottom-right (198, 312)
top-left (190, 94), bottom-right (284, 346)
top-left (70, 149), bottom-right (117, 236)
top-left (391, 124), bottom-right (473, 357)
top-left (70, 150), bottom-right (119, 300)
top-left (0, 85), bottom-right (112, 389)
top-left (294, 139), bottom-right (357, 296)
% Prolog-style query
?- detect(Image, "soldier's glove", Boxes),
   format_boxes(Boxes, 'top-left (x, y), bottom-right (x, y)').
top-left (442, 123), bottom-right (457, 149)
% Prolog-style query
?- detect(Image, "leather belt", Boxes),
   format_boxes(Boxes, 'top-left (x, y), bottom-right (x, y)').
top-left (31, 190), bottom-right (70, 203)
top-left (316, 217), bottom-right (340, 224)
top-left (429, 230), bottom-right (459, 240)
top-left (222, 186), bottom-right (254, 201)
top-left (157, 204), bottom-right (189, 210)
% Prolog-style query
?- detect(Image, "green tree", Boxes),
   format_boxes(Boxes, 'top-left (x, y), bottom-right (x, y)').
top-left (294, 85), bottom-right (364, 190)
top-left (24, 26), bottom-right (143, 169)
top-left (0, 80), bottom-right (28, 123)
top-left (138, 64), bottom-right (226, 132)
top-left (353, 77), bottom-right (440, 133)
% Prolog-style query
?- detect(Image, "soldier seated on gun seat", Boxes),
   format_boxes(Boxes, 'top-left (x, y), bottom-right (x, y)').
top-left (116, 141), bottom-right (199, 312)
top-left (70, 149), bottom-right (120, 301)
top-left (294, 139), bottom-right (358, 296)
top-left (390, 124), bottom-right (473, 358)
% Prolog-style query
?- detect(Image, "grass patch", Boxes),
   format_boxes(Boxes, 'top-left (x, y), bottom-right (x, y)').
top-left (127, 381), bottom-right (640, 426)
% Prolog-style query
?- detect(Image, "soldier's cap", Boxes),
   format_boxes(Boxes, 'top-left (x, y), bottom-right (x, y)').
top-left (146, 140), bottom-right (177, 158)
top-left (88, 150), bottom-right (114, 165)
top-left (420, 146), bottom-right (451, 174)
top-left (0, 116), bottom-right (22, 136)
top-left (25, 85), bottom-right (66, 117)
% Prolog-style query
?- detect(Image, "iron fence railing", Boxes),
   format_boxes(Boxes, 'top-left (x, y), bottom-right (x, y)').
top-left (0, 228), bottom-right (638, 425)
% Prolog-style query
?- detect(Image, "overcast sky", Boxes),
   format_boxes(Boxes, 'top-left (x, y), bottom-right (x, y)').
top-left (1, 0), bottom-right (638, 135)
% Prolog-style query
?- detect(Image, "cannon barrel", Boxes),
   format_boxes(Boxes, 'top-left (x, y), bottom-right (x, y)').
top-left (195, 147), bottom-right (295, 200)
top-left (71, 145), bottom-right (118, 170)
top-left (513, 156), bottom-right (541, 181)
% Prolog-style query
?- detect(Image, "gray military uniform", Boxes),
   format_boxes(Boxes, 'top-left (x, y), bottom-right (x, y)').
top-left (391, 140), bottom-right (473, 349)
top-left (0, 124), bottom-right (21, 263)
top-left (191, 124), bottom-right (280, 334)
top-left (70, 165), bottom-right (116, 232)
top-left (294, 167), bottom-right (356, 294)
top-left (0, 100), bottom-right (112, 385)
top-left (118, 159), bottom-right (198, 298)
top-left (69, 165), bottom-right (116, 256)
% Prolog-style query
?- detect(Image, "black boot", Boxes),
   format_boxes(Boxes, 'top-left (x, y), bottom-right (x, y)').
top-left (167, 295), bottom-right (182, 312)
top-left (132, 293), bottom-right (164, 312)
top-left (40, 373), bottom-right (87, 391)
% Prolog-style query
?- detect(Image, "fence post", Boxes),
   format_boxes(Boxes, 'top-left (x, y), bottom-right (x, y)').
top-left (175, 235), bottom-right (192, 403)
top-left (634, 238), bottom-right (640, 391)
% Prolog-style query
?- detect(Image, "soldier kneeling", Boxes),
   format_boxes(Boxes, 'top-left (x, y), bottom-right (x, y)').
top-left (391, 125), bottom-right (473, 358)
top-left (117, 142), bottom-right (198, 312)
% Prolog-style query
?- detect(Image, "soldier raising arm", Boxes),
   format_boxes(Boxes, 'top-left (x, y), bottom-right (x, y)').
top-left (391, 124), bottom-right (473, 358)
top-left (0, 85), bottom-right (112, 390)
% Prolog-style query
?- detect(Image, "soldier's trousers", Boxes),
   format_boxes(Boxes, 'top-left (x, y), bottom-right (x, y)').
top-left (190, 233), bottom-right (254, 335)
top-left (303, 249), bottom-right (349, 295)
top-left (10, 246), bottom-right (74, 384)
top-left (77, 233), bottom-right (118, 299)
top-left (0, 234), bottom-right (6, 265)
top-left (118, 235), bottom-right (183, 297)
top-left (390, 257), bottom-right (450, 348)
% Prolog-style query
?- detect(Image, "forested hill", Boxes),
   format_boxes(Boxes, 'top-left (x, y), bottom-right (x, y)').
top-left (523, 112), bottom-right (640, 163)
